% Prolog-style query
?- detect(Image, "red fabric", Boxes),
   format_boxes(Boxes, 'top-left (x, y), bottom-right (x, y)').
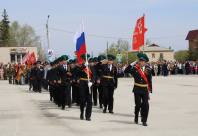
top-left (84, 67), bottom-right (92, 78)
top-left (132, 14), bottom-right (147, 50)
top-left (136, 64), bottom-right (151, 94)
top-left (22, 50), bottom-right (29, 64)
top-left (76, 43), bottom-right (87, 64)
top-left (28, 52), bottom-right (36, 65)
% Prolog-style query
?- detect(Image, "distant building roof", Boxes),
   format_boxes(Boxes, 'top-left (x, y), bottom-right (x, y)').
top-left (136, 44), bottom-right (174, 52)
top-left (186, 29), bottom-right (198, 40)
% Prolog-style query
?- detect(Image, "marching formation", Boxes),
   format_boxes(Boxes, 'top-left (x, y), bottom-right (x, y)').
top-left (3, 52), bottom-right (152, 126)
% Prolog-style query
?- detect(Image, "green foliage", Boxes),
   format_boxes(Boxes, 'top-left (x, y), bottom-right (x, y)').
top-left (187, 40), bottom-right (198, 61)
top-left (0, 9), bottom-right (10, 46)
top-left (174, 50), bottom-right (188, 61)
top-left (0, 9), bottom-right (47, 62)
top-left (99, 39), bottom-right (138, 64)
top-left (7, 21), bottom-right (47, 62)
top-left (158, 53), bottom-right (164, 62)
top-left (145, 39), bottom-right (151, 45)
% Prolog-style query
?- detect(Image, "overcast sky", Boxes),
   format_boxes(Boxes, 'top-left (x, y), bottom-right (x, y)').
top-left (1, 0), bottom-right (198, 58)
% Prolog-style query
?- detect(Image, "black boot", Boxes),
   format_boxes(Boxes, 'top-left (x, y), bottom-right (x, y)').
top-left (109, 110), bottom-right (114, 114)
top-left (103, 108), bottom-right (106, 113)
top-left (80, 112), bottom-right (84, 120)
top-left (143, 122), bottom-right (148, 126)
top-left (134, 116), bottom-right (138, 124)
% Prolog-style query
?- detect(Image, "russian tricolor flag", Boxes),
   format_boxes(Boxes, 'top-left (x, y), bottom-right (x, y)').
top-left (73, 20), bottom-right (87, 64)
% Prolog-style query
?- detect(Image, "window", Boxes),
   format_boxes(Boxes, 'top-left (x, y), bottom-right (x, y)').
top-left (152, 53), bottom-right (155, 58)
top-left (10, 54), bottom-right (15, 63)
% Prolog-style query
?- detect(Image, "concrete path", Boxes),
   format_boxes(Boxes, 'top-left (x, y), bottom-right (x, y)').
top-left (0, 75), bottom-right (198, 136)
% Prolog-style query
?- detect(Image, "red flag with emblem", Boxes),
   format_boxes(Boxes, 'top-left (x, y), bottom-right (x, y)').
top-left (28, 52), bottom-right (36, 65)
top-left (132, 14), bottom-right (147, 50)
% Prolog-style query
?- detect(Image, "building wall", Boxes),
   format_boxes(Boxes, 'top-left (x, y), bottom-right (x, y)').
top-left (189, 40), bottom-right (197, 49)
top-left (145, 51), bottom-right (174, 62)
top-left (0, 47), bottom-right (37, 65)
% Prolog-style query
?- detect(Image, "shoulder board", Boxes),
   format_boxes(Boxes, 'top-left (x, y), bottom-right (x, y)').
top-left (146, 66), bottom-right (151, 70)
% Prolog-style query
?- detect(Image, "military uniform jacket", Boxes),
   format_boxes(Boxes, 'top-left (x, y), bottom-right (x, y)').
top-left (70, 66), bottom-right (75, 81)
top-left (56, 65), bottom-right (72, 86)
top-left (124, 64), bottom-right (152, 94)
top-left (49, 68), bottom-right (56, 84)
top-left (96, 62), bottom-right (118, 88)
top-left (94, 65), bottom-right (102, 82)
top-left (73, 66), bottom-right (80, 81)
top-left (76, 65), bottom-right (96, 88)
top-left (46, 67), bottom-right (52, 83)
top-left (33, 66), bottom-right (44, 80)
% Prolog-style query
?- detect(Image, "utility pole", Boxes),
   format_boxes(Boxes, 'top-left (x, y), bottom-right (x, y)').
top-left (127, 45), bottom-right (129, 64)
top-left (46, 15), bottom-right (50, 50)
top-left (107, 42), bottom-right (108, 55)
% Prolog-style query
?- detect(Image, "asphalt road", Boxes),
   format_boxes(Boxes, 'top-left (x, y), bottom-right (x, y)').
top-left (0, 75), bottom-right (198, 136)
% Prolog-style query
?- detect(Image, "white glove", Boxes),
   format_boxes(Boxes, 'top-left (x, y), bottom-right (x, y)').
top-left (88, 82), bottom-right (93, 87)
top-left (130, 60), bottom-right (137, 67)
top-left (149, 93), bottom-right (152, 96)
top-left (84, 62), bottom-right (89, 66)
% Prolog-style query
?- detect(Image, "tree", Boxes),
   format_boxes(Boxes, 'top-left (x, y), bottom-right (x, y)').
top-left (158, 53), bottom-right (164, 62)
top-left (145, 39), bottom-right (151, 45)
top-left (187, 42), bottom-right (197, 61)
top-left (174, 50), bottom-right (188, 62)
top-left (99, 39), bottom-right (138, 64)
top-left (7, 21), bottom-right (21, 46)
top-left (0, 9), bottom-right (10, 46)
top-left (195, 39), bottom-right (198, 61)
top-left (7, 21), bottom-right (47, 62)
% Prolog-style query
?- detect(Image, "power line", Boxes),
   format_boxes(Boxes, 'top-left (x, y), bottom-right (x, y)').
top-left (49, 27), bottom-right (186, 40)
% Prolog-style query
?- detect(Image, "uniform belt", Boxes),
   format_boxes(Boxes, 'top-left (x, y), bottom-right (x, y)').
top-left (134, 83), bottom-right (148, 87)
top-left (103, 76), bottom-right (113, 79)
top-left (80, 78), bottom-right (91, 81)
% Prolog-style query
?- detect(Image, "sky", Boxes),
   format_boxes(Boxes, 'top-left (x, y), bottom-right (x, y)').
top-left (1, 0), bottom-right (198, 58)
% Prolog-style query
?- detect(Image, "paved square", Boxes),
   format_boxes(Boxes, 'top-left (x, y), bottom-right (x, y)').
top-left (0, 75), bottom-right (198, 136)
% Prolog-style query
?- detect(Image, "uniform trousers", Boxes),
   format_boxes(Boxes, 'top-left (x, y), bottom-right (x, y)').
top-left (102, 85), bottom-right (114, 111)
top-left (93, 84), bottom-right (99, 105)
top-left (134, 93), bottom-right (149, 123)
top-left (60, 84), bottom-right (71, 108)
top-left (72, 84), bottom-right (76, 103)
top-left (80, 86), bottom-right (92, 119)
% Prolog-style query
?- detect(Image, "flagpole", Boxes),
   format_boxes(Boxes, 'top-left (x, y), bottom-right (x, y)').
top-left (85, 53), bottom-right (91, 94)
top-left (143, 45), bottom-right (145, 54)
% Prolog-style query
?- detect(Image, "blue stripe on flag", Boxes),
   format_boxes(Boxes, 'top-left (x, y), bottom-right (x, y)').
top-left (76, 32), bottom-right (85, 52)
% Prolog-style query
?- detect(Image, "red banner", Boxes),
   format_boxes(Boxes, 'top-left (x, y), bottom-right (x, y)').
top-left (28, 52), bottom-right (36, 65)
top-left (132, 14), bottom-right (147, 50)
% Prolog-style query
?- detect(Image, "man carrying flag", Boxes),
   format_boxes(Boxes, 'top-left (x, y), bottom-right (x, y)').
top-left (76, 54), bottom-right (95, 121)
top-left (125, 53), bottom-right (152, 126)
top-left (124, 14), bottom-right (152, 126)
top-left (74, 20), bottom-right (96, 121)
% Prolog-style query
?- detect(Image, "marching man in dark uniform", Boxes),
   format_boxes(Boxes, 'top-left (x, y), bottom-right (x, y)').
top-left (95, 55), bottom-right (106, 108)
top-left (33, 61), bottom-right (44, 93)
top-left (124, 53), bottom-right (152, 126)
top-left (57, 55), bottom-right (72, 110)
top-left (76, 54), bottom-right (96, 121)
top-left (93, 57), bottom-right (99, 106)
top-left (69, 59), bottom-right (76, 104)
top-left (96, 54), bottom-right (118, 114)
top-left (73, 58), bottom-right (80, 106)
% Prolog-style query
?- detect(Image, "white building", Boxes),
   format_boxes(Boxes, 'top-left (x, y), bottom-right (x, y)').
top-left (0, 46), bottom-right (37, 65)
